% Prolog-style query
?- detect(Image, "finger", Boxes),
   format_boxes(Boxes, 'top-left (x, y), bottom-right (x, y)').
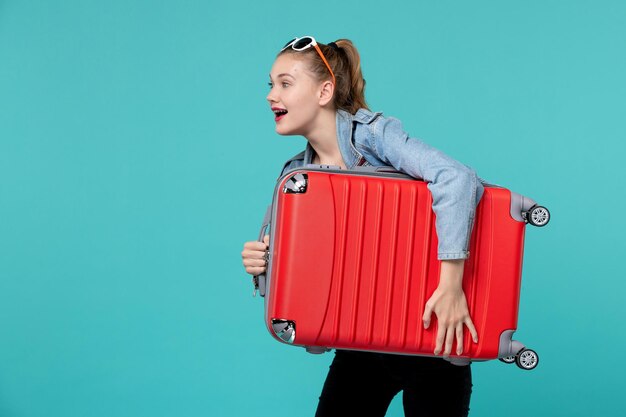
top-left (456, 324), bottom-right (464, 355)
top-left (241, 248), bottom-right (268, 260)
top-left (245, 266), bottom-right (265, 276)
top-left (243, 258), bottom-right (266, 268)
top-left (422, 303), bottom-right (433, 329)
top-left (243, 240), bottom-right (263, 249)
top-left (465, 318), bottom-right (479, 343)
top-left (443, 326), bottom-right (454, 357)
top-left (263, 235), bottom-right (270, 246)
top-left (434, 325), bottom-right (445, 355)
top-left (243, 242), bottom-right (267, 252)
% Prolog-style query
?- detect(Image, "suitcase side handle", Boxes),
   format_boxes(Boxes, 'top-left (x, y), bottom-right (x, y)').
top-left (351, 165), bottom-right (417, 179)
top-left (353, 165), bottom-right (400, 173)
top-left (252, 204), bottom-right (272, 297)
top-left (300, 164), bottom-right (414, 179)
top-left (303, 163), bottom-right (404, 175)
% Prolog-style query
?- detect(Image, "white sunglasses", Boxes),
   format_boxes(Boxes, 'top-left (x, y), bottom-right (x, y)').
top-left (280, 36), bottom-right (336, 85)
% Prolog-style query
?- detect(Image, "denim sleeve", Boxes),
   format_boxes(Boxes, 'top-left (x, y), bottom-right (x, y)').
top-left (367, 116), bottom-right (484, 260)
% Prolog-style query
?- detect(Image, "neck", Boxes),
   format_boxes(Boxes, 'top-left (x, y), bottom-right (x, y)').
top-left (304, 108), bottom-right (346, 169)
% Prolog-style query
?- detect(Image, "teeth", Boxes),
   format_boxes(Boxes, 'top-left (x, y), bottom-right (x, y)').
top-left (273, 109), bottom-right (287, 115)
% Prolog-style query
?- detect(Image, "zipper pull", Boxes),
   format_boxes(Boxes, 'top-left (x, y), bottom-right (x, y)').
top-left (252, 276), bottom-right (259, 297)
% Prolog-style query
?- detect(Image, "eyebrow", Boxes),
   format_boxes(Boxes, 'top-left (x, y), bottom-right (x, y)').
top-left (269, 73), bottom-right (295, 80)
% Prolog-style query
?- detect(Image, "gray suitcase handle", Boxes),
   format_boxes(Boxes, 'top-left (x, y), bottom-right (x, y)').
top-left (351, 165), bottom-right (416, 179)
top-left (352, 165), bottom-right (400, 174)
top-left (302, 163), bottom-right (414, 179)
top-left (252, 205), bottom-right (271, 297)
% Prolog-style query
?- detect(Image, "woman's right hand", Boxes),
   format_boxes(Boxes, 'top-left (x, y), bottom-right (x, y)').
top-left (241, 235), bottom-right (270, 276)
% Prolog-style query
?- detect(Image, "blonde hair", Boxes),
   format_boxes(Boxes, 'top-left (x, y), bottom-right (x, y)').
top-left (279, 38), bottom-right (369, 114)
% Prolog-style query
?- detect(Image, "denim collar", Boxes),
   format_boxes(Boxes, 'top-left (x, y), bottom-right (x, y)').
top-left (336, 109), bottom-right (360, 168)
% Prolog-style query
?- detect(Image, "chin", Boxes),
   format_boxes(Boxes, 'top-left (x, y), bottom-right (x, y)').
top-left (275, 124), bottom-right (297, 136)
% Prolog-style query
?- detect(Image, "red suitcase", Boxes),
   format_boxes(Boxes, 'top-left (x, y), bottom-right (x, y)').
top-left (254, 166), bottom-right (549, 370)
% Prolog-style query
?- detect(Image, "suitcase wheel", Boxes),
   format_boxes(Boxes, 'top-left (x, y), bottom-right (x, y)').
top-left (526, 205), bottom-right (550, 227)
top-left (271, 319), bottom-right (296, 344)
top-left (515, 348), bottom-right (539, 370)
top-left (499, 355), bottom-right (516, 364)
top-left (305, 346), bottom-right (330, 354)
top-left (283, 173), bottom-right (308, 194)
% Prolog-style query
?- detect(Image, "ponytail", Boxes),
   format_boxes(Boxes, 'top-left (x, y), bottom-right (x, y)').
top-left (279, 38), bottom-right (369, 114)
top-left (331, 39), bottom-right (368, 114)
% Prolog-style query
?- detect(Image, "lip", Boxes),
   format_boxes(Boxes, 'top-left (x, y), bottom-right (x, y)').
top-left (272, 107), bottom-right (288, 122)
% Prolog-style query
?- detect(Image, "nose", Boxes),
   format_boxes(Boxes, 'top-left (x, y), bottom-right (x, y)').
top-left (266, 86), bottom-right (278, 104)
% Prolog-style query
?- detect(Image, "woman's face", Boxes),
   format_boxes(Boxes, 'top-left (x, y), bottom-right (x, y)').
top-left (266, 54), bottom-right (326, 136)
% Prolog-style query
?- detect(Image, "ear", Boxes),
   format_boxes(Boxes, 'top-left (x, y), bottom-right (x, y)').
top-left (318, 80), bottom-right (335, 106)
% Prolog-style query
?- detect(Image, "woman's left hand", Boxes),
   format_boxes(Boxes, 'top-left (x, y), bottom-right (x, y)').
top-left (422, 259), bottom-right (478, 356)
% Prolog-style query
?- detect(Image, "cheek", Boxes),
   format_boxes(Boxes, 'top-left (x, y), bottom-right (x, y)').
top-left (293, 91), bottom-right (318, 113)
top-left (282, 85), bottom-right (319, 122)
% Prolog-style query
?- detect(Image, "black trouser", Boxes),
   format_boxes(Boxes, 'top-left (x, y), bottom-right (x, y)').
top-left (315, 350), bottom-right (472, 417)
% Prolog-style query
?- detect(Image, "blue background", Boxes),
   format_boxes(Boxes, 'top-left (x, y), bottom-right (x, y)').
top-left (1, 0), bottom-right (624, 416)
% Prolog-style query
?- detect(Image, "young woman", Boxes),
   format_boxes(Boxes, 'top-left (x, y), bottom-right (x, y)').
top-left (241, 36), bottom-right (484, 417)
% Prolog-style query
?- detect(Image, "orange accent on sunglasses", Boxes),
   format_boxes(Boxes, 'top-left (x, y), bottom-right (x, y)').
top-left (311, 43), bottom-right (336, 86)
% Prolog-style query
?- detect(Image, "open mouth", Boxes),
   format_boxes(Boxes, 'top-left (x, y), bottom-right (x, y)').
top-left (273, 108), bottom-right (288, 121)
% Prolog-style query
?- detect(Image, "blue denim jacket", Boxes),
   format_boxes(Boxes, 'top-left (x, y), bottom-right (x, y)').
top-left (278, 108), bottom-right (484, 260)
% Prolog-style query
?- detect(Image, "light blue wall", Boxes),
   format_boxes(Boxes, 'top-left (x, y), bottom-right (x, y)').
top-left (1, 1), bottom-right (624, 416)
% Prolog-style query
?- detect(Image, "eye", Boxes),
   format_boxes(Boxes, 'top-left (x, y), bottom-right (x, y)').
top-left (267, 82), bottom-right (273, 89)
top-left (281, 82), bottom-right (290, 88)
